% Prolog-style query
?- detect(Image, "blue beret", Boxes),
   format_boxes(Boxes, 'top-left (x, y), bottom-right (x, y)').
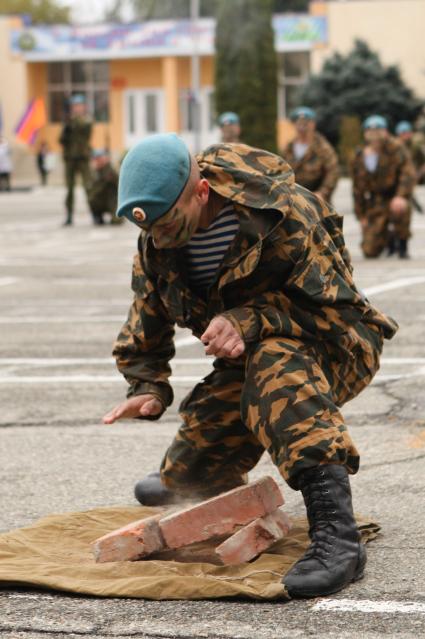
top-left (290, 106), bottom-right (316, 122)
top-left (70, 94), bottom-right (86, 105)
top-left (395, 121), bottom-right (412, 135)
top-left (92, 148), bottom-right (108, 158)
top-left (363, 115), bottom-right (388, 130)
top-left (116, 133), bottom-right (191, 225)
top-left (218, 111), bottom-right (240, 126)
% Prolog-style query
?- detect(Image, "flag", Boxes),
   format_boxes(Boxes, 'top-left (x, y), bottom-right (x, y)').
top-left (15, 98), bottom-right (47, 144)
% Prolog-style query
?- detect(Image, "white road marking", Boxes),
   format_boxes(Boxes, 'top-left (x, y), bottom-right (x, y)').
top-left (363, 275), bottom-right (425, 296)
top-left (0, 357), bottom-right (211, 366)
top-left (175, 335), bottom-right (200, 348)
top-left (312, 598), bottom-right (425, 614)
top-left (0, 277), bottom-right (17, 287)
top-left (0, 317), bottom-right (126, 324)
top-left (0, 356), bottom-right (418, 364)
top-left (0, 375), bottom-right (200, 385)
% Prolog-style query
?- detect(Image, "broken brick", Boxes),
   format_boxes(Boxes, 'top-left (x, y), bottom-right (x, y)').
top-left (93, 514), bottom-right (164, 563)
top-left (215, 509), bottom-right (292, 565)
top-left (158, 476), bottom-right (284, 549)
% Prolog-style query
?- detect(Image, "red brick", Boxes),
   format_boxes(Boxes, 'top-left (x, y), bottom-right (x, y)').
top-left (158, 476), bottom-right (284, 549)
top-left (215, 509), bottom-right (292, 565)
top-left (93, 514), bottom-right (164, 563)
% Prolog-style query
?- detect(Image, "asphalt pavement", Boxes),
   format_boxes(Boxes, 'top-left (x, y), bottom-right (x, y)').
top-left (0, 179), bottom-right (425, 638)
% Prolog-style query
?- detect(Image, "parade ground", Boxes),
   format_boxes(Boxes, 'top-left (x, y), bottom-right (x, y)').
top-left (1, 180), bottom-right (425, 638)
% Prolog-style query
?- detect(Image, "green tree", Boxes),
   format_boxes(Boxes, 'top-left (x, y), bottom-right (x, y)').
top-left (299, 40), bottom-right (423, 148)
top-left (274, 0), bottom-right (309, 11)
top-left (215, 0), bottom-right (277, 151)
top-left (0, 0), bottom-right (70, 24)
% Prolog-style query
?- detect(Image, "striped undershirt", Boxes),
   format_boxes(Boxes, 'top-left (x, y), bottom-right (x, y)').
top-left (184, 204), bottom-right (239, 293)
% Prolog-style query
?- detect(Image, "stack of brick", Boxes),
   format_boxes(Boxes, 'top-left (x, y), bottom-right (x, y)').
top-left (92, 476), bottom-right (291, 566)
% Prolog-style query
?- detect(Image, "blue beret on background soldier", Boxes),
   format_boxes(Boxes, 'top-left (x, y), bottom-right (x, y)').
top-left (396, 120), bottom-right (425, 188)
top-left (281, 106), bottom-right (339, 203)
top-left (351, 115), bottom-right (416, 259)
top-left (218, 111), bottom-right (241, 143)
top-left (59, 94), bottom-right (93, 226)
top-left (103, 133), bottom-right (397, 598)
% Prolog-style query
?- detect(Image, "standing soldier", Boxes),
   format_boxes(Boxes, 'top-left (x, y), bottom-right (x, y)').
top-left (87, 149), bottom-right (122, 226)
top-left (218, 112), bottom-right (241, 143)
top-left (103, 134), bottom-right (398, 598)
top-left (351, 115), bottom-right (416, 259)
top-left (282, 106), bottom-right (339, 203)
top-left (395, 121), bottom-right (425, 186)
top-left (59, 94), bottom-right (93, 226)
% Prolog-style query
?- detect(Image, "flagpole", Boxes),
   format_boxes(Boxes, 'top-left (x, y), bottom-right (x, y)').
top-left (190, 0), bottom-right (201, 154)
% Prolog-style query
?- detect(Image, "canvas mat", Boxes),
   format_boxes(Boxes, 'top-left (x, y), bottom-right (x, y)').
top-left (0, 506), bottom-right (380, 601)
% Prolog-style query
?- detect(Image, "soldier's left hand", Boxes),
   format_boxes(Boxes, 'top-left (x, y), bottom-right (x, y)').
top-left (390, 196), bottom-right (408, 216)
top-left (201, 316), bottom-right (245, 358)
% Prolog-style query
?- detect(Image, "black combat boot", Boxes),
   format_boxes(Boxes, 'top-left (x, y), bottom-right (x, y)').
top-left (283, 465), bottom-right (366, 598)
top-left (386, 234), bottom-right (397, 256)
top-left (398, 239), bottom-right (409, 259)
top-left (134, 472), bottom-right (244, 506)
top-left (134, 472), bottom-right (182, 506)
top-left (63, 210), bottom-right (73, 226)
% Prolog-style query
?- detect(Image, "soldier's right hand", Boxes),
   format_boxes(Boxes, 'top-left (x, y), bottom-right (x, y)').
top-left (102, 394), bottom-right (163, 424)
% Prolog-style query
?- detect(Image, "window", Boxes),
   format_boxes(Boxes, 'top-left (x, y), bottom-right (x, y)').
top-left (47, 61), bottom-right (109, 123)
top-left (277, 52), bottom-right (310, 119)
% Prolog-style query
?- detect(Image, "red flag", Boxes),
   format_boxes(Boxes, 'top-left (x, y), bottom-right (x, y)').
top-left (15, 98), bottom-right (47, 144)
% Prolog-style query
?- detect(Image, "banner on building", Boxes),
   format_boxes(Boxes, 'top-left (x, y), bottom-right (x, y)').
top-left (10, 15), bottom-right (327, 60)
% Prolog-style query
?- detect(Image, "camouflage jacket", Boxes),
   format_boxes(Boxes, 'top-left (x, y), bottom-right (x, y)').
top-left (405, 134), bottom-right (425, 182)
top-left (113, 143), bottom-right (398, 411)
top-left (87, 163), bottom-right (118, 212)
top-left (59, 115), bottom-right (92, 161)
top-left (351, 136), bottom-right (416, 220)
top-left (282, 132), bottom-right (339, 201)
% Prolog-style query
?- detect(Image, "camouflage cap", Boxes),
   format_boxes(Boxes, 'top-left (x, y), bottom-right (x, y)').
top-left (290, 106), bottom-right (316, 122)
top-left (218, 112), bottom-right (240, 126)
top-left (395, 121), bottom-right (412, 135)
top-left (363, 115), bottom-right (388, 130)
top-left (116, 133), bottom-right (191, 225)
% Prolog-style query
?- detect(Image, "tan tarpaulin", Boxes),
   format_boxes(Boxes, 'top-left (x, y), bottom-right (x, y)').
top-left (0, 506), bottom-right (379, 601)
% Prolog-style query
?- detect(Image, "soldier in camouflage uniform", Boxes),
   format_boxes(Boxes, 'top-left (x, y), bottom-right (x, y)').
top-left (395, 121), bottom-right (425, 186)
top-left (59, 94), bottom-right (93, 226)
top-left (103, 134), bottom-right (397, 598)
top-left (218, 112), bottom-right (241, 143)
top-left (87, 149), bottom-right (122, 225)
top-left (351, 115), bottom-right (416, 259)
top-left (282, 106), bottom-right (339, 203)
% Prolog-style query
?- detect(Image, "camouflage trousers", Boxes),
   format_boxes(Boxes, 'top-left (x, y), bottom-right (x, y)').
top-left (64, 158), bottom-right (92, 216)
top-left (360, 200), bottom-right (412, 258)
top-left (161, 331), bottom-right (382, 493)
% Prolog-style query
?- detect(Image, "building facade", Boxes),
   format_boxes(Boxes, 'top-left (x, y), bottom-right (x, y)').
top-left (1, 0), bottom-right (424, 180)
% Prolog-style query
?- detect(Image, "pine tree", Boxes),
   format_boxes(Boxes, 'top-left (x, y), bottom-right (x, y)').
top-left (299, 40), bottom-right (423, 147)
top-left (215, 0), bottom-right (277, 151)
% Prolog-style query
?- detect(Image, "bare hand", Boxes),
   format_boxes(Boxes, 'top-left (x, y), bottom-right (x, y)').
top-left (102, 394), bottom-right (163, 424)
top-left (200, 316), bottom-right (245, 358)
top-left (390, 196), bottom-right (408, 216)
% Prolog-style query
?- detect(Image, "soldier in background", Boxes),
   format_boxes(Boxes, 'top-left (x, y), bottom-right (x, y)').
top-left (218, 112), bottom-right (241, 143)
top-left (282, 106), bottom-right (339, 203)
top-left (87, 149), bottom-right (122, 226)
top-left (395, 121), bottom-right (425, 185)
top-left (59, 94), bottom-right (93, 226)
top-left (351, 115), bottom-right (416, 259)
